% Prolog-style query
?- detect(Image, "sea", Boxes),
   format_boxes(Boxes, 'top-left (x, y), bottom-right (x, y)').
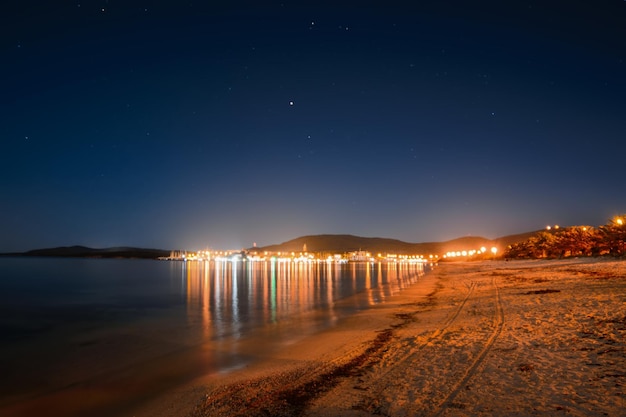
top-left (0, 256), bottom-right (427, 416)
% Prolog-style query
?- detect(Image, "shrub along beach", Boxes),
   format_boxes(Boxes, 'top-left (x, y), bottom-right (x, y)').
top-left (504, 215), bottom-right (626, 259)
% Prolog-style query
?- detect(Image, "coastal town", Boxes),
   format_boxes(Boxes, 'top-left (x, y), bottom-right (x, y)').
top-left (161, 247), bottom-right (497, 263)
top-left (161, 249), bottom-right (436, 263)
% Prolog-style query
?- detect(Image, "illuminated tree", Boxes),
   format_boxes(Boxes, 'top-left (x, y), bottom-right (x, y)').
top-left (599, 215), bottom-right (626, 256)
top-left (554, 226), bottom-right (595, 257)
top-left (532, 231), bottom-right (559, 258)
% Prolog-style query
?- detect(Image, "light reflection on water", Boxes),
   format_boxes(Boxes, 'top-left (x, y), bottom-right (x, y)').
top-left (179, 260), bottom-right (425, 347)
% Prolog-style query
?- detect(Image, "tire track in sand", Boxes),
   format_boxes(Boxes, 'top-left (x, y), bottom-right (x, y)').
top-left (375, 280), bottom-right (476, 376)
top-left (432, 276), bottom-right (504, 417)
top-left (351, 280), bottom-right (478, 414)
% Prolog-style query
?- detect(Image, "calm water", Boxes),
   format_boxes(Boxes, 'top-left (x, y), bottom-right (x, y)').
top-left (0, 257), bottom-right (426, 416)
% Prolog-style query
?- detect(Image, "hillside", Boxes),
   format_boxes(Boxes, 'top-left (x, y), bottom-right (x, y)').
top-left (254, 232), bottom-right (541, 255)
top-left (6, 246), bottom-right (170, 259)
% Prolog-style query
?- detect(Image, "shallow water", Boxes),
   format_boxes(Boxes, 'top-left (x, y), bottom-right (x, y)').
top-left (0, 257), bottom-right (426, 416)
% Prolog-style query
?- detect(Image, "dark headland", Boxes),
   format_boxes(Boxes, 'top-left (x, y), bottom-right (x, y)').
top-left (1, 245), bottom-right (170, 259)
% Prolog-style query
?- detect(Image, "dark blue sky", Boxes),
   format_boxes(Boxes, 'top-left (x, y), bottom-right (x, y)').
top-left (2, 1), bottom-right (625, 251)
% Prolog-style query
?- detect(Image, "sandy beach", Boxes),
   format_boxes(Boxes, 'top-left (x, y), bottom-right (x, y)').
top-left (129, 258), bottom-right (626, 417)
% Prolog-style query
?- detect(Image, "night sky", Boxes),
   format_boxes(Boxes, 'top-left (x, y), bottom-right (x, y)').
top-left (2, 1), bottom-right (625, 252)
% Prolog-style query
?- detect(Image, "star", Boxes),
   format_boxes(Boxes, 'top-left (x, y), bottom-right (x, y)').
top-left (289, 101), bottom-right (294, 106)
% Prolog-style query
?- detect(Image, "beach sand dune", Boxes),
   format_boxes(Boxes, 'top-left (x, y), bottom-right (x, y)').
top-left (154, 259), bottom-right (626, 417)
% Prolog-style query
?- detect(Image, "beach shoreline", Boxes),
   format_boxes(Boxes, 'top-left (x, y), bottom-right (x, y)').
top-left (4, 258), bottom-right (623, 416)
top-left (127, 258), bottom-right (625, 417)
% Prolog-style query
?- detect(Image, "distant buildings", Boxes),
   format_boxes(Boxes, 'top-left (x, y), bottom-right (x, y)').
top-left (347, 250), bottom-right (372, 262)
top-left (161, 248), bottom-right (431, 264)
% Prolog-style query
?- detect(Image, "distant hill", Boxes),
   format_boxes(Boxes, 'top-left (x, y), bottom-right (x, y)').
top-left (3, 231), bottom-right (542, 260)
top-left (492, 230), bottom-right (541, 248)
top-left (4, 246), bottom-right (170, 259)
top-left (253, 231), bottom-right (542, 255)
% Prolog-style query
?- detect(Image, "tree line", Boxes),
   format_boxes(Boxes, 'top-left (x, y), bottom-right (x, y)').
top-left (504, 216), bottom-right (626, 259)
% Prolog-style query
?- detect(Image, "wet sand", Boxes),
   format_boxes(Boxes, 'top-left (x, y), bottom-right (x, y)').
top-left (128, 258), bottom-right (625, 417)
